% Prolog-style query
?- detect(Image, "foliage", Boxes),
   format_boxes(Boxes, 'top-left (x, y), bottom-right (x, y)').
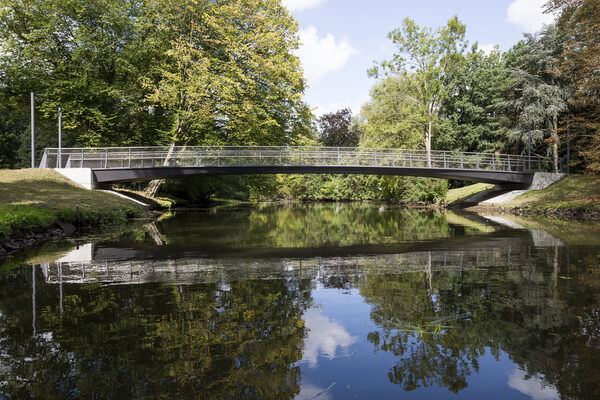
top-left (438, 45), bottom-right (511, 153)
top-left (370, 16), bottom-right (467, 165)
top-left (497, 25), bottom-right (570, 172)
top-left (317, 108), bottom-right (360, 147)
top-left (547, 0), bottom-right (600, 174)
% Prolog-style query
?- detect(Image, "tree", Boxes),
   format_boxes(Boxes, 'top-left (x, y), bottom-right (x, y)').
top-left (547, 0), bottom-right (600, 174)
top-left (438, 44), bottom-right (511, 154)
top-left (144, 0), bottom-right (306, 197)
top-left (0, 0), bottom-right (170, 158)
top-left (317, 108), bottom-right (360, 147)
top-left (498, 26), bottom-right (570, 172)
top-left (369, 16), bottom-right (467, 166)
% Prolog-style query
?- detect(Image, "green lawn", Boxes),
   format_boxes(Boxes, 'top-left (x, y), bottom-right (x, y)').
top-left (507, 174), bottom-right (600, 211)
top-left (445, 183), bottom-right (494, 205)
top-left (0, 169), bottom-right (147, 236)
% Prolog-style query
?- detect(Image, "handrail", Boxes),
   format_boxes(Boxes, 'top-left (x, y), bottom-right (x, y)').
top-left (39, 146), bottom-right (555, 173)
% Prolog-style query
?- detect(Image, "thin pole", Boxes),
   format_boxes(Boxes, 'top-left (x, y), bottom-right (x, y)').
top-left (31, 92), bottom-right (35, 168)
top-left (528, 131), bottom-right (532, 171)
top-left (567, 115), bottom-right (570, 175)
top-left (58, 107), bottom-right (62, 168)
top-left (32, 265), bottom-right (36, 336)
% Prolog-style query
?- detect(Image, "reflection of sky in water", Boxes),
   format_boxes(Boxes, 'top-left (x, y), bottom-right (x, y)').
top-left (508, 369), bottom-right (559, 400)
top-left (301, 309), bottom-right (357, 368)
top-left (295, 382), bottom-right (333, 400)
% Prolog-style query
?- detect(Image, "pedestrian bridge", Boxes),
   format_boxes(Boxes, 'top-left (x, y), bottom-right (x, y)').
top-left (39, 146), bottom-right (554, 186)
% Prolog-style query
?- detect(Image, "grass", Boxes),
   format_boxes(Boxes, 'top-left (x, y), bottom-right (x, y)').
top-left (506, 174), bottom-right (600, 211)
top-left (445, 183), bottom-right (494, 205)
top-left (0, 169), bottom-right (147, 236)
top-left (503, 214), bottom-right (600, 245)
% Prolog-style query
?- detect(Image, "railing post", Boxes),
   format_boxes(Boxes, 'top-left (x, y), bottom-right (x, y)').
top-left (460, 153), bottom-right (464, 169)
top-left (81, 149), bottom-right (84, 168)
top-left (128, 148), bottom-right (131, 168)
top-left (507, 155), bottom-right (511, 172)
top-left (355, 150), bottom-right (358, 166)
top-left (104, 149), bottom-right (108, 168)
top-left (299, 148), bottom-right (302, 165)
top-left (476, 156), bottom-right (479, 170)
top-left (279, 150), bottom-right (282, 165)
top-left (217, 149), bottom-right (220, 166)
top-left (374, 150), bottom-right (377, 166)
top-left (443, 152), bottom-right (447, 168)
top-left (337, 148), bottom-right (340, 165)
top-left (409, 150), bottom-right (413, 167)
top-left (259, 151), bottom-right (262, 165)
top-left (492, 155), bottom-right (495, 170)
top-left (196, 150), bottom-right (199, 166)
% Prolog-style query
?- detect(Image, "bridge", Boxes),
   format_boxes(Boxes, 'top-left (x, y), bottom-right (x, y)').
top-left (39, 146), bottom-right (555, 186)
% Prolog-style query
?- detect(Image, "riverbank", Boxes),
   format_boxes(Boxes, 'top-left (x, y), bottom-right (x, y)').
top-left (0, 169), bottom-right (149, 256)
top-left (449, 174), bottom-right (600, 221)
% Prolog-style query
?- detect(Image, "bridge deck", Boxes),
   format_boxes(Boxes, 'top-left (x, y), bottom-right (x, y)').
top-left (40, 146), bottom-right (554, 185)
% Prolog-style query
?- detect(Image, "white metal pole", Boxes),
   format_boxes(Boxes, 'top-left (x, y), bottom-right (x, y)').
top-left (58, 107), bottom-right (62, 168)
top-left (30, 92), bottom-right (35, 168)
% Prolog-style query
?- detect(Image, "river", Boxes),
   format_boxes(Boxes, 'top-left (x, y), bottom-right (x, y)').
top-left (1, 203), bottom-right (599, 399)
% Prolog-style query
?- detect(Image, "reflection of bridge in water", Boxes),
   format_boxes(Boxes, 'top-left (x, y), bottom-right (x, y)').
top-left (39, 228), bottom-right (559, 286)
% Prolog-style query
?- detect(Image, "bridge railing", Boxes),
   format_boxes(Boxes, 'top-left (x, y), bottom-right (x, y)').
top-left (40, 146), bottom-right (555, 172)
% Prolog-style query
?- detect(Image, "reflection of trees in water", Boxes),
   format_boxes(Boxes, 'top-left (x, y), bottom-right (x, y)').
top-left (0, 271), bottom-right (312, 398)
top-left (148, 203), bottom-right (455, 248)
top-left (359, 246), bottom-right (600, 398)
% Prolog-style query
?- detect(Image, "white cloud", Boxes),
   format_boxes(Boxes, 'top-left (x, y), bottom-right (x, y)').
top-left (282, 0), bottom-right (326, 12)
top-left (298, 26), bottom-right (358, 85)
top-left (314, 91), bottom-right (370, 116)
top-left (507, 0), bottom-right (556, 33)
top-left (296, 382), bottom-right (333, 400)
top-left (301, 309), bottom-right (357, 368)
top-left (479, 43), bottom-right (498, 55)
top-left (507, 369), bottom-right (559, 400)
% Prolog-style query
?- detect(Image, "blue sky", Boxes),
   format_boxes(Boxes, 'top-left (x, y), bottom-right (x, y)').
top-left (282, 0), bottom-right (556, 116)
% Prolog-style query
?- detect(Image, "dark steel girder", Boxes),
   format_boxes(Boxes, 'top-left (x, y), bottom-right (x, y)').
top-left (92, 165), bottom-right (533, 186)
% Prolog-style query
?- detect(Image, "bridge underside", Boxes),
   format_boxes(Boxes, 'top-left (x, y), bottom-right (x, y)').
top-left (92, 166), bottom-right (534, 186)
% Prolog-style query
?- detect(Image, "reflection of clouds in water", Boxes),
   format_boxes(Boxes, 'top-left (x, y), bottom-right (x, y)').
top-left (295, 382), bottom-right (333, 400)
top-left (507, 369), bottom-right (559, 400)
top-left (301, 309), bottom-right (357, 368)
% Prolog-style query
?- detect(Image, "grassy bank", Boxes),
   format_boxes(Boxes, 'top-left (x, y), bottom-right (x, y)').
top-left (0, 169), bottom-right (148, 237)
top-left (505, 174), bottom-right (600, 212)
top-left (445, 183), bottom-right (493, 205)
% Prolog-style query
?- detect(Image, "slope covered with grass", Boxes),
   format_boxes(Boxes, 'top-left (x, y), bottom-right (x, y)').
top-left (506, 175), bottom-right (600, 211)
top-left (0, 169), bottom-right (146, 236)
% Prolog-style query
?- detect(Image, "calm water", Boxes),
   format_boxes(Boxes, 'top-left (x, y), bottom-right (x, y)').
top-left (1, 203), bottom-right (599, 399)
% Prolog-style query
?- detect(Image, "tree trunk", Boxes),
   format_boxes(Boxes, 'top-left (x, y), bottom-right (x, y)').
top-left (426, 118), bottom-right (432, 168)
top-left (552, 115), bottom-right (559, 173)
top-left (145, 142), bottom-right (177, 198)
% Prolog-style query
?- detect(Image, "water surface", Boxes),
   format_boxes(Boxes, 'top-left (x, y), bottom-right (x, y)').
top-left (1, 203), bottom-right (599, 399)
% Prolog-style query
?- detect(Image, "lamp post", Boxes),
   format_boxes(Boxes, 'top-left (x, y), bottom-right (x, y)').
top-left (528, 130), bottom-right (532, 171)
top-left (30, 92), bottom-right (35, 168)
top-left (567, 115), bottom-right (570, 175)
top-left (58, 107), bottom-right (62, 168)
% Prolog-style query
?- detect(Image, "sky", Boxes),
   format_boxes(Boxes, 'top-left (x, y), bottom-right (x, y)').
top-left (282, 0), bottom-right (556, 117)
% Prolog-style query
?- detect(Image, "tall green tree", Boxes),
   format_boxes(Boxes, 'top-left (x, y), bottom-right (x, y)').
top-left (499, 26), bottom-right (570, 172)
top-left (143, 0), bottom-right (306, 196)
top-left (438, 45), bottom-right (511, 153)
top-left (0, 0), bottom-right (170, 159)
top-left (547, 0), bottom-right (600, 174)
top-left (369, 16), bottom-right (467, 166)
